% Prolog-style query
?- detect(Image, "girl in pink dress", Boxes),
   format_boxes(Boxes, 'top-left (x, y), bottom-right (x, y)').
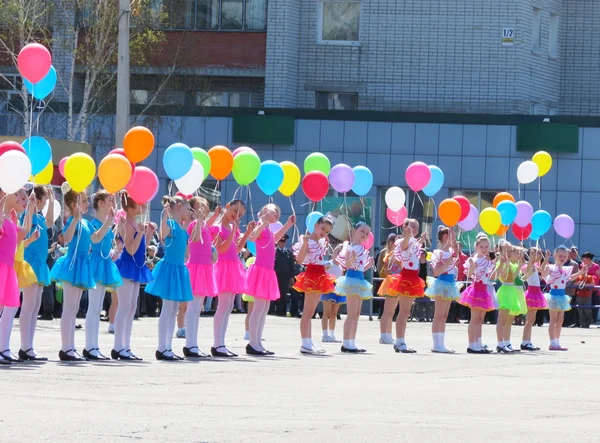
top-left (520, 247), bottom-right (548, 351)
top-left (212, 199), bottom-right (255, 358)
top-left (245, 203), bottom-right (295, 356)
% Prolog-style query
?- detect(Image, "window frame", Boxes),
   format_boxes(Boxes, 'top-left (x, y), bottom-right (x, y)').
top-left (316, 0), bottom-right (361, 46)
top-left (315, 91), bottom-right (358, 110)
top-left (160, 0), bottom-right (267, 31)
top-left (548, 13), bottom-right (559, 58)
top-left (532, 7), bottom-right (542, 53)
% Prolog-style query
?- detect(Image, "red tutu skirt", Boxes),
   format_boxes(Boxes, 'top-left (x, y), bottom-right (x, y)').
top-left (386, 268), bottom-right (425, 297)
top-left (459, 282), bottom-right (495, 312)
top-left (246, 264), bottom-right (280, 301)
top-left (524, 285), bottom-right (548, 310)
top-left (293, 265), bottom-right (336, 294)
top-left (186, 262), bottom-right (217, 298)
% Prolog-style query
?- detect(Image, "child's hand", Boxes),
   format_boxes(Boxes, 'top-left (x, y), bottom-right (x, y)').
top-left (544, 250), bottom-right (551, 261)
top-left (107, 207), bottom-right (115, 222)
top-left (248, 220), bottom-right (257, 231)
top-left (288, 215), bottom-right (296, 225)
top-left (162, 204), bottom-right (170, 219)
top-left (72, 207), bottom-right (81, 221)
top-left (32, 229), bottom-right (40, 240)
top-left (366, 257), bottom-right (374, 268)
top-left (301, 234), bottom-right (310, 242)
top-left (147, 222), bottom-right (157, 236)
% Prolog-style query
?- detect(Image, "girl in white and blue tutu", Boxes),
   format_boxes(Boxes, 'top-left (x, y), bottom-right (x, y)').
top-left (335, 222), bottom-right (374, 353)
top-left (146, 195), bottom-right (194, 361)
top-left (321, 258), bottom-right (344, 343)
top-left (426, 225), bottom-right (462, 353)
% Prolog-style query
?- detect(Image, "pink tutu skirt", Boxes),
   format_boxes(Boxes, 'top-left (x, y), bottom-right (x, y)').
top-left (215, 259), bottom-right (247, 295)
top-left (0, 262), bottom-right (20, 307)
top-left (525, 285), bottom-right (548, 310)
top-left (459, 282), bottom-right (495, 312)
top-left (186, 262), bottom-right (217, 298)
top-left (246, 264), bottom-right (280, 301)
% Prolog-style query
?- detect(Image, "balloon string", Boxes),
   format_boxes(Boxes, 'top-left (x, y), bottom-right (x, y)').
top-left (289, 197), bottom-right (299, 246)
top-left (538, 177), bottom-right (542, 210)
top-left (344, 193), bottom-right (353, 241)
top-left (68, 194), bottom-right (83, 272)
top-left (410, 190), bottom-right (417, 217)
top-left (247, 186), bottom-right (255, 224)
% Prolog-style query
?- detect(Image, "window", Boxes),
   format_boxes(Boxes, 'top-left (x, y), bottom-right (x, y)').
top-left (162, 0), bottom-right (266, 30)
top-left (196, 0), bottom-right (219, 30)
top-left (130, 89), bottom-right (185, 106)
top-left (196, 91), bottom-right (252, 107)
top-left (532, 7), bottom-right (542, 52)
top-left (315, 92), bottom-right (358, 110)
top-left (131, 89), bottom-right (149, 105)
top-left (549, 13), bottom-right (559, 57)
top-left (318, 0), bottom-right (360, 44)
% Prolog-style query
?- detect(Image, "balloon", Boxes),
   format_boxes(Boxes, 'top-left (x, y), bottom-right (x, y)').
top-left (530, 233), bottom-right (540, 241)
top-left (512, 223), bottom-right (532, 241)
top-left (405, 161), bottom-right (432, 192)
top-left (351, 166), bottom-right (373, 196)
top-left (246, 240), bottom-right (256, 256)
top-left (191, 147), bottom-right (211, 181)
top-left (362, 232), bottom-right (374, 249)
top-left (479, 208), bottom-right (502, 235)
top-left (0, 151), bottom-right (31, 194)
top-left (270, 221), bottom-right (283, 234)
top-left (176, 192), bottom-right (193, 200)
top-left (493, 192), bottom-right (515, 208)
top-left (329, 163), bottom-right (355, 193)
top-left (306, 211), bottom-right (324, 233)
top-left (256, 160), bottom-right (284, 196)
top-left (175, 160), bottom-right (204, 195)
top-left (126, 166), bottom-right (159, 204)
top-left (208, 145), bottom-right (233, 180)
top-left (385, 187), bottom-right (406, 212)
top-left (517, 161), bottom-right (539, 184)
top-left (17, 43), bottom-right (52, 84)
top-left (163, 143), bottom-right (193, 180)
top-left (98, 154), bottom-right (133, 193)
top-left (232, 151), bottom-right (261, 186)
top-left (452, 196), bottom-right (471, 222)
top-left (439, 198), bottom-right (462, 227)
top-left (422, 165), bottom-right (444, 197)
top-left (0, 141), bottom-right (26, 156)
top-left (387, 206), bottom-right (408, 226)
top-left (304, 153), bottom-right (331, 176)
top-left (532, 151), bottom-right (552, 177)
top-left (496, 200), bottom-right (518, 226)
top-left (24, 65), bottom-right (56, 100)
top-left (302, 171), bottom-right (329, 202)
top-left (58, 156), bottom-right (68, 178)
top-left (42, 199), bottom-right (61, 223)
top-left (123, 126), bottom-right (154, 163)
top-left (232, 146), bottom-right (256, 157)
top-left (108, 148), bottom-right (135, 176)
top-left (458, 204), bottom-right (479, 231)
top-left (554, 214), bottom-right (575, 239)
top-left (64, 153), bottom-right (95, 193)
top-left (33, 160), bottom-right (53, 185)
top-left (278, 161), bottom-right (301, 197)
top-left (531, 210), bottom-right (552, 237)
top-left (496, 225), bottom-right (509, 236)
top-left (22, 136), bottom-right (52, 175)
top-left (514, 201), bottom-right (534, 227)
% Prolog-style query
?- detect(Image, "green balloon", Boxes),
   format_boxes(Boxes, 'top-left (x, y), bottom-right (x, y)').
top-left (232, 151), bottom-right (261, 186)
top-left (304, 152), bottom-right (331, 176)
top-left (191, 147), bottom-right (211, 181)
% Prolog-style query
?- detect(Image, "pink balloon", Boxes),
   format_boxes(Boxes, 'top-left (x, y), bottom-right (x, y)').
top-left (405, 161), bottom-right (432, 192)
top-left (362, 232), bottom-right (374, 249)
top-left (232, 146), bottom-right (256, 158)
top-left (270, 221), bottom-right (283, 233)
top-left (18, 43), bottom-right (52, 84)
top-left (554, 214), bottom-right (575, 239)
top-left (126, 166), bottom-right (159, 204)
top-left (58, 157), bottom-right (68, 178)
top-left (514, 201), bottom-right (534, 227)
top-left (387, 206), bottom-right (408, 226)
top-left (458, 204), bottom-right (479, 231)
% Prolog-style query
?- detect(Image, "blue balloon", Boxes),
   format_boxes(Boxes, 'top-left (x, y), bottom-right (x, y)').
top-left (351, 166), bottom-right (373, 196)
top-left (497, 200), bottom-right (517, 226)
top-left (531, 210), bottom-right (552, 237)
top-left (163, 143), bottom-right (193, 180)
top-left (422, 165), bottom-right (444, 197)
top-left (22, 136), bottom-right (52, 175)
top-left (530, 233), bottom-right (540, 242)
top-left (247, 240), bottom-right (256, 256)
top-left (24, 66), bottom-right (57, 100)
top-left (306, 211), bottom-right (324, 233)
top-left (256, 160), bottom-right (284, 196)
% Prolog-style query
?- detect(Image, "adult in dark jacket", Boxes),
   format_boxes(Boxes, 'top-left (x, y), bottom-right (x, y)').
top-left (273, 234), bottom-right (295, 316)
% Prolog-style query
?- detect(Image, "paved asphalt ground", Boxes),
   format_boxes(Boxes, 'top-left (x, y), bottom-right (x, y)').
top-left (1, 315), bottom-right (599, 442)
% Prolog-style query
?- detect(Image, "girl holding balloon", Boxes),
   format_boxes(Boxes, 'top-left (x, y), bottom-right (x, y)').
top-left (519, 248), bottom-right (548, 351)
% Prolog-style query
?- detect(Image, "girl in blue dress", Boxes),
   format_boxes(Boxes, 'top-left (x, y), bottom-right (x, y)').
top-left (50, 187), bottom-right (96, 362)
top-left (112, 192), bottom-right (155, 360)
top-left (84, 190), bottom-right (121, 361)
top-left (146, 195), bottom-right (193, 361)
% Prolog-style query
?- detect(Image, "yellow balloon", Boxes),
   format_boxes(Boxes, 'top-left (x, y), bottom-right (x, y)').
top-left (479, 207), bottom-right (502, 235)
top-left (245, 257), bottom-right (256, 267)
top-left (532, 151), bottom-right (552, 177)
top-left (64, 153), bottom-right (96, 192)
top-left (426, 252), bottom-right (432, 261)
top-left (278, 161), bottom-right (301, 197)
top-left (33, 160), bottom-right (54, 185)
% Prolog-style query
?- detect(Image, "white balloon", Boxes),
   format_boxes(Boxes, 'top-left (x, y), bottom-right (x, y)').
top-left (385, 186), bottom-right (406, 212)
top-left (517, 161), bottom-right (539, 184)
top-left (42, 199), bottom-right (61, 223)
top-left (175, 160), bottom-right (204, 195)
top-left (0, 151), bottom-right (32, 194)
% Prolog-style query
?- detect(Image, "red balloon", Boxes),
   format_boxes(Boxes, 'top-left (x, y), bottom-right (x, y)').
top-left (453, 195), bottom-right (471, 222)
top-left (512, 223), bottom-right (533, 241)
top-left (387, 207), bottom-right (408, 226)
top-left (302, 171), bottom-right (329, 202)
top-left (176, 191), bottom-right (193, 200)
top-left (0, 141), bottom-right (26, 157)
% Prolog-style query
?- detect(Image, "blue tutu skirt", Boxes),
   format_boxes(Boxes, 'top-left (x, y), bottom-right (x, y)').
top-left (320, 293), bottom-right (347, 304)
top-left (145, 260), bottom-right (193, 302)
top-left (425, 275), bottom-right (462, 300)
top-left (334, 270), bottom-right (373, 300)
top-left (116, 257), bottom-right (154, 284)
top-left (24, 250), bottom-right (50, 286)
top-left (50, 255), bottom-right (96, 290)
top-left (89, 252), bottom-right (123, 287)
top-left (545, 288), bottom-right (571, 312)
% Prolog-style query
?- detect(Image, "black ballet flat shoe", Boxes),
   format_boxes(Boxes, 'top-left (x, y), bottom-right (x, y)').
top-left (166, 349), bottom-right (184, 360)
top-left (211, 346), bottom-right (237, 358)
top-left (520, 343), bottom-right (541, 352)
top-left (183, 347), bottom-right (209, 358)
top-left (246, 344), bottom-right (269, 356)
top-left (0, 350), bottom-right (22, 363)
top-left (341, 346), bottom-right (362, 353)
top-left (58, 350), bottom-right (85, 362)
top-left (264, 350), bottom-right (275, 356)
top-left (126, 349), bottom-right (143, 361)
top-left (83, 348), bottom-right (109, 361)
top-left (467, 348), bottom-right (483, 354)
top-left (111, 349), bottom-right (132, 361)
top-left (496, 346), bottom-right (514, 354)
top-left (155, 350), bottom-right (179, 361)
top-left (18, 349), bottom-right (48, 361)
top-left (0, 358), bottom-right (10, 365)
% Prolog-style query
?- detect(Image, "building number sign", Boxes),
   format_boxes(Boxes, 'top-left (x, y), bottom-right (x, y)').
top-left (502, 28), bottom-right (515, 46)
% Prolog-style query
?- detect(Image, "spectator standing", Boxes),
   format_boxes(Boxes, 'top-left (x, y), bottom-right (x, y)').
top-left (273, 234), bottom-right (295, 316)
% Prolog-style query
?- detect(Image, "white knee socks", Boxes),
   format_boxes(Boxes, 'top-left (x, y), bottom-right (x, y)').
top-left (123, 282), bottom-right (140, 351)
top-left (249, 298), bottom-right (269, 350)
top-left (158, 300), bottom-right (178, 354)
top-left (61, 283), bottom-right (83, 353)
top-left (114, 279), bottom-right (139, 352)
top-left (213, 292), bottom-right (235, 349)
top-left (0, 306), bottom-right (18, 352)
top-left (185, 296), bottom-right (204, 349)
top-left (20, 285), bottom-right (43, 354)
top-left (85, 285), bottom-right (105, 355)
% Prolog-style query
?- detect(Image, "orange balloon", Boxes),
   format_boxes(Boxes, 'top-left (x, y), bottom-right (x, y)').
top-left (438, 198), bottom-right (462, 227)
top-left (496, 224), bottom-right (509, 236)
top-left (493, 192), bottom-right (515, 208)
top-left (98, 154), bottom-right (133, 193)
top-left (208, 145), bottom-right (233, 180)
top-left (123, 126), bottom-right (154, 163)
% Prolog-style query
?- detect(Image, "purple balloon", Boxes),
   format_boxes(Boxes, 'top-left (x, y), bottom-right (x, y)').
top-left (458, 204), bottom-right (479, 231)
top-left (554, 214), bottom-right (575, 239)
top-left (270, 221), bottom-right (283, 233)
top-left (329, 163), bottom-right (355, 193)
top-left (514, 201), bottom-right (534, 227)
